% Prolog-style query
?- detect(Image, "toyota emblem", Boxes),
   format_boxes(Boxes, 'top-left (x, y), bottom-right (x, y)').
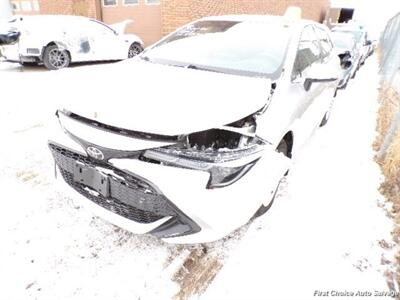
top-left (86, 146), bottom-right (104, 160)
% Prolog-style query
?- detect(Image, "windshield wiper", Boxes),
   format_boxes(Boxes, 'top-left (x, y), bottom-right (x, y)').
top-left (139, 57), bottom-right (224, 74)
top-left (184, 64), bottom-right (224, 74)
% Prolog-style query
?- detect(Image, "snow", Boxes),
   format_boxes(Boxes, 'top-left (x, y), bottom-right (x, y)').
top-left (0, 56), bottom-right (395, 300)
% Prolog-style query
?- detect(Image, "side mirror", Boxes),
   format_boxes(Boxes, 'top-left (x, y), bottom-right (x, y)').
top-left (303, 64), bottom-right (338, 92)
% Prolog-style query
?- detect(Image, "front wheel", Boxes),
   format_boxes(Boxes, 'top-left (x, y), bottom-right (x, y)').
top-left (43, 45), bottom-right (70, 70)
top-left (128, 42), bottom-right (143, 58)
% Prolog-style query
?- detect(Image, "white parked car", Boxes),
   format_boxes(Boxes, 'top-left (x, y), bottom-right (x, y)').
top-left (49, 15), bottom-right (340, 243)
top-left (0, 15), bottom-right (144, 70)
top-left (331, 31), bottom-right (361, 89)
top-left (331, 24), bottom-right (372, 66)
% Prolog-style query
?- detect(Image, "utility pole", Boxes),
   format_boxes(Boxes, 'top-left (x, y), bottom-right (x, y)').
top-left (0, 0), bottom-right (12, 19)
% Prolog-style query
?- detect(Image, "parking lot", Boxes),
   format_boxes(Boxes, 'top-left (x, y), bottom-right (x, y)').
top-left (0, 53), bottom-right (396, 300)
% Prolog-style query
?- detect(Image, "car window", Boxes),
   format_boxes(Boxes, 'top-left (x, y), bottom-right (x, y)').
top-left (315, 27), bottom-right (333, 59)
top-left (87, 20), bottom-right (116, 36)
top-left (332, 28), bottom-right (363, 43)
top-left (292, 25), bottom-right (322, 80)
top-left (144, 20), bottom-right (291, 78)
top-left (331, 32), bottom-right (356, 50)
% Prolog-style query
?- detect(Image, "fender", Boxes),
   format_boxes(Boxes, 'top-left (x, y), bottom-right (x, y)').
top-left (41, 41), bottom-right (70, 61)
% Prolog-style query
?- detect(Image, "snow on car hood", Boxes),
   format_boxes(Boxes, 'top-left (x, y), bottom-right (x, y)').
top-left (57, 59), bottom-right (270, 136)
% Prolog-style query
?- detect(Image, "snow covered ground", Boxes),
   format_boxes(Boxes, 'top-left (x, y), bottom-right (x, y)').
top-left (0, 57), bottom-right (395, 300)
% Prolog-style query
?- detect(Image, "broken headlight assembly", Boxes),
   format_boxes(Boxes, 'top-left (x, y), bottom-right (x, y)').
top-left (142, 126), bottom-right (268, 189)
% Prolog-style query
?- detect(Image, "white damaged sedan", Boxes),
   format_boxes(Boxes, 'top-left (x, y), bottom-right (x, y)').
top-left (48, 15), bottom-right (340, 243)
top-left (0, 15), bottom-right (144, 70)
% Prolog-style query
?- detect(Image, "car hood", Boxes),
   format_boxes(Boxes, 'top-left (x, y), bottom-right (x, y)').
top-left (58, 59), bottom-right (270, 136)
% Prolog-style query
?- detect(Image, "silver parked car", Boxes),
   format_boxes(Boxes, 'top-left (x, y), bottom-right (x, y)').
top-left (332, 24), bottom-right (372, 67)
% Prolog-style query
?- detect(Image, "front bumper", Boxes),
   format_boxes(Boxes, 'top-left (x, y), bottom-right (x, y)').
top-left (49, 142), bottom-right (201, 239)
top-left (48, 114), bottom-right (290, 243)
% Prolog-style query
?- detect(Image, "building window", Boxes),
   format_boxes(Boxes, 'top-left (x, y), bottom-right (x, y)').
top-left (32, 0), bottom-right (39, 11)
top-left (20, 1), bottom-right (32, 11)
top-left (124, 0), bottom-right (138, 5)
top-left (146, 0), bottom-right (160, 5)
top-left (103, 0), bottom-right (117, 6)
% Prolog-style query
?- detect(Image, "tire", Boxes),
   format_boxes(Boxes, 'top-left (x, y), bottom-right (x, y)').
top-left (276, 139), bottom-right (288, 156)
top-left (252, 138), bottom-right (290, 218)
top-left (43, 45), bottom-right (70, 70)
top-left (128, 42), bottom-right (143, 58)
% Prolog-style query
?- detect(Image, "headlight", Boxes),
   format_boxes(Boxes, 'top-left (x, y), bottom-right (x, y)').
top-left (142, 128), bottom-right (268, 189)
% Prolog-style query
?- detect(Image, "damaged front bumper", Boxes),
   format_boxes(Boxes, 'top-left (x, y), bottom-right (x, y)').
top-left (49, 111), bottom-right (290, 243)
top-left (49, 142), bottom-right (201, 239)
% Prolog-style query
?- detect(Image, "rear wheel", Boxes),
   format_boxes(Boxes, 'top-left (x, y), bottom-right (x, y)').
top-left (128, 42), bottom-right (143, 58)
top-left (43, 45), bottom-right (70, 70)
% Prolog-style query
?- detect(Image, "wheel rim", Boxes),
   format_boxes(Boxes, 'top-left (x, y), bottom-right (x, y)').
top-left (48, 49), bottom-right (68, 69)
top-left (128, 44), bottom-right (142, 58)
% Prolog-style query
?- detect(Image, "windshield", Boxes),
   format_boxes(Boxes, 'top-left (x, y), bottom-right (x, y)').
top-left (143, 20), bottom-right (291, 78)
top-left (331, 33), bottom-right (355, 49)
top-left (333, 28), bottom-right (363, 42)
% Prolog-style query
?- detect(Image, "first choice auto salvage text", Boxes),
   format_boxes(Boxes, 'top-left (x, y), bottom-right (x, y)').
top-left (314, 290), bottom-right (399, 297)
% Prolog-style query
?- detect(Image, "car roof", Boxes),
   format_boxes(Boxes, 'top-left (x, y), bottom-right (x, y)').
top-left (10, 14), bottom-right (89, 23)
top-left (332, 24), bottom-right (365, 32)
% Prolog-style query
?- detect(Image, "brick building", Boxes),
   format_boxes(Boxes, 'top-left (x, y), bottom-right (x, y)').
top-left (161, 0), bottom-right (330, 36)
top-left (9, 0), bottom-right (330, 45)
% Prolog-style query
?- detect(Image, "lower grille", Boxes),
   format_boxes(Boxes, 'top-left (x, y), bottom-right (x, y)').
top-left (49, 143), bottom-right (175, 224)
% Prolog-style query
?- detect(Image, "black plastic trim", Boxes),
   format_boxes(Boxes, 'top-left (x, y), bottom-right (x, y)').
top-left (57, 110), bottom-right (182, 143)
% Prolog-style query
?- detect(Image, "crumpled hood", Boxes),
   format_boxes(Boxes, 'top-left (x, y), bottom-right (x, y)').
top-left (57, 59), bottom-right (270, 136)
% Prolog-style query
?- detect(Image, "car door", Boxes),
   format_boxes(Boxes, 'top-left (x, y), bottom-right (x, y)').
top-left (288, 25), bottom-right (326, 146)
top-left (85, 20), bottom-right (126, 61)
top-left (313, 25), bottom-right (338, 120)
